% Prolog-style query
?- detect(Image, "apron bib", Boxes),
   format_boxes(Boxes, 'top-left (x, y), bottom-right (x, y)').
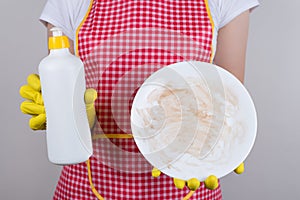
top-left (54, 0), bottom-right (222, 199)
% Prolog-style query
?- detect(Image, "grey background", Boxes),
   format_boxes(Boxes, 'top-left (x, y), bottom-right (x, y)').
top-left (1, 0), bottom-right (299, 199)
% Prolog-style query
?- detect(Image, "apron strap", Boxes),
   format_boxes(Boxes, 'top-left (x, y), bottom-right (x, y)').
top-left (92, 134), bottom-right (133, 140)
top-left (86, 158), bottom-right (105, 200)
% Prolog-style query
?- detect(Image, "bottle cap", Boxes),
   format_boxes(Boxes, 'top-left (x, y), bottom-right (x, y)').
top-left (48, 27), bottom-right (70, 49)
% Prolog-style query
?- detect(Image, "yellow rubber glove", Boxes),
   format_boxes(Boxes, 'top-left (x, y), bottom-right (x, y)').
top-left (84, 88), bottom-right (98, 128)
top-left (19, 74), bottom-right (97, 130)
top-left (152, 162), bottom-right (245, 193)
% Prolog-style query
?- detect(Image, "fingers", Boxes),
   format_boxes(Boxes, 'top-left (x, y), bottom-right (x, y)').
top-left (20, 74), bottom-right (43, 104)
top-left (234, 162), bottom-right (245, 174)
top-left (86, 107), bottom-right (96, 129)
top-left (20, 101), bottom-right (45, 115)
top-left (27, 74), bottom-right (41, 92)
top-left (84, 88), bottom-right (97, 105)
top-left (20, 74), bottom-right (45, 131)
top-left (19, 85), bottom-right (43, 105)
top-left (29, 114), bottom-right (46, 130)
top-left (85, 88), bottom-right (98, 128)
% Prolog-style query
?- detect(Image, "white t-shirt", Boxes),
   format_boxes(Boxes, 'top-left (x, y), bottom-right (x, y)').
top-left (40, 0), bottom-right (259, 52)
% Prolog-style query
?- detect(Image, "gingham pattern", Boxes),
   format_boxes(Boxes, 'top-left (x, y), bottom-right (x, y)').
top-left (54, 0), bottom-right (222, 199)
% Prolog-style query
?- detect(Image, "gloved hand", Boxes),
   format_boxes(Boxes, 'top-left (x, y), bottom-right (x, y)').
top-left (152, 162), bottom-right (245, 192)
top-left (19, 74), bottom-right (97, 130)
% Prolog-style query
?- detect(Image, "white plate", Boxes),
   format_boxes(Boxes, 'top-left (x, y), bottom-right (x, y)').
top-left (131, 61), bottom-right (257, 181)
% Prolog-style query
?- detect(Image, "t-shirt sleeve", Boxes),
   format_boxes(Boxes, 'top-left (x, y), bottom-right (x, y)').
top-left (39, 0), bottom-right (89, 41)
top-left (218, 0), bottom-right (259, 28)
top-left (39, 0), bottom-right (72, 39)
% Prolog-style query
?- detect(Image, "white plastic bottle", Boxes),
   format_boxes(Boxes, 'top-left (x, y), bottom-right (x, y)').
top-left (39, 27), bottom-right (93, 165)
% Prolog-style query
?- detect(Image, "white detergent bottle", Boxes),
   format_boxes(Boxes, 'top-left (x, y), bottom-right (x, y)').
top-left (39, 27), bottom-right (93, 165)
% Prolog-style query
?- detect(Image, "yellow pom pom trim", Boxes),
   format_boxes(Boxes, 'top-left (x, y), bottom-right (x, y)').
top-left (151, 167), bottom-right (161, 178)
top-left (173, 178), bottom-right (186, 189)
top-left (204, 175), bottom-right (219, 190)
top-left (234, 163), bottom-right (245, 174)
top-left (187, 178), bottom-right (201, 191)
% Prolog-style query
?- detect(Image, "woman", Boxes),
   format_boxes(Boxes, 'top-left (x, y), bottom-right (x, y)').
top-left (21, 0), bottom-right (259, 199)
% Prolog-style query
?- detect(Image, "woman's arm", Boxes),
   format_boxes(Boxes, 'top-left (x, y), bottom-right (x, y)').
top-left (213, 10), bottom-right (250, 83)
top-left (46, 23), bottom-right (75, 55)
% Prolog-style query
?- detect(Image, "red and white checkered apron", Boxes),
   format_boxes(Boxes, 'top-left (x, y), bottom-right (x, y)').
top-left (53, 0), bottom-right (222, 199)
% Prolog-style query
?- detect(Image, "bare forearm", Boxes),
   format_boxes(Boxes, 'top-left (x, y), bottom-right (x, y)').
top-left (213, 10), bottom-right (250, 83)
